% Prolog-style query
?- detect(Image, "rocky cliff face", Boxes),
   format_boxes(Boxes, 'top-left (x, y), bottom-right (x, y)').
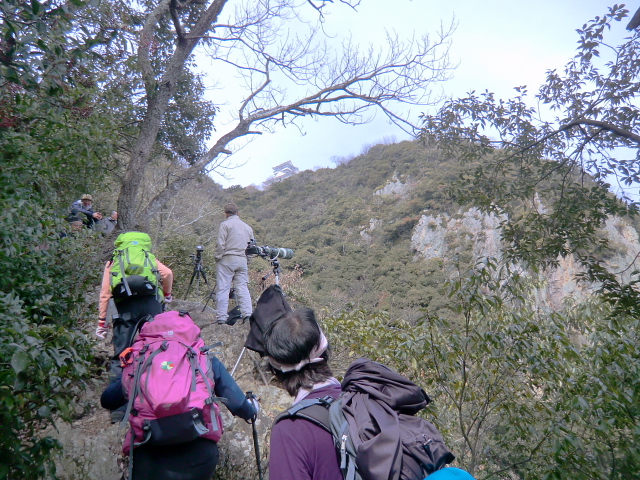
top-left (370, 172), bottom-right (640, 310)
top-left (410, 207), bottom-right (640, 310)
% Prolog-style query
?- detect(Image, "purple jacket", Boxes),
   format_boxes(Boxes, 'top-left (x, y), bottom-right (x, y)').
top-left (269, 384), bottom-right (342, 480)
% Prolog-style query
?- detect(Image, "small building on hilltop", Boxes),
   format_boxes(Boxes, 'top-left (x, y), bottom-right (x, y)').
top-left (264, 161), bottom-right (299, 186)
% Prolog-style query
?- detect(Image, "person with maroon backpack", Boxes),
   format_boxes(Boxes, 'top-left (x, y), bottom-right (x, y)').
top-left (265, 308), bottom-right (344, 480)
top-left (101, 310), bottom-right (258, 480)
top-left (265, 307), bottom-right (455, 480)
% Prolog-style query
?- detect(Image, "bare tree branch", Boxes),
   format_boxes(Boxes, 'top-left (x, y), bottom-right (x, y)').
top-left (561, 118), bottom-right (640, 145)
top-left (170, 0), bottom-right (186, 41)
top-left (120, 0), bottom-right (454, 229)
top-left (119, 0), bottom-right (228, 229)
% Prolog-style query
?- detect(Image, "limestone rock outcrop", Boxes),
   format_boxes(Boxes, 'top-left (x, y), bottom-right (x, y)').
top-left (410, 208), bottom-right (640, 310)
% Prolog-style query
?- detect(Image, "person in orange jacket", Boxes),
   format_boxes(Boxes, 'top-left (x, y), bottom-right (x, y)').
top-left (96, 257), bottom-right (173, 380)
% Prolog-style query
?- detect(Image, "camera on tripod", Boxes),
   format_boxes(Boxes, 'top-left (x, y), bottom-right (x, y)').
top-left (189, 245), bottom-right (204, 264)
top-left (245, 239), bottom-right (294, 260)
top-left (185, 246), bottom-right (207, 300)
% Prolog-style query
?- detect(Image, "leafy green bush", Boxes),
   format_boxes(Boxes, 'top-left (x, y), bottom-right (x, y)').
top-left (322, 309), bottom-right (419, 376)
top-left (324, 259), bottom-right (640, 479)
top-left (0, 201), bottom-right (100, 479)
top-left (1, 2), bottom-right (114, 474)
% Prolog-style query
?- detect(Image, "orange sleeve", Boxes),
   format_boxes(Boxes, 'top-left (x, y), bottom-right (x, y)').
top-left (157, 260), bottom-right (173, 295)
top-left (99, 262), bottom-right (113, 320)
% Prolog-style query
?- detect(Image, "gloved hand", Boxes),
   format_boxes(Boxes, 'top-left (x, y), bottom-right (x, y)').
top-left (248, 397), bottom-right (260, 418)
top-left (164, 294), bottom-right (173, 303)
top-left (96, 319), bottom-right (108, 339)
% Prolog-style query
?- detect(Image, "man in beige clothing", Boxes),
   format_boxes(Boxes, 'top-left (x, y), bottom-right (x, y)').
top-left (215, 203), bottom-right (254, 324)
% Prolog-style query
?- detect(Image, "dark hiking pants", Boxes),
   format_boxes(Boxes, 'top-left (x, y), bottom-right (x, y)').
top-left (110, 296), bottom-right (163, 379)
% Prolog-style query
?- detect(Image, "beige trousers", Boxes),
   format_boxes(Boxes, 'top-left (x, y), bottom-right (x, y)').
top-left (215, 255), bottom-right (252, 322)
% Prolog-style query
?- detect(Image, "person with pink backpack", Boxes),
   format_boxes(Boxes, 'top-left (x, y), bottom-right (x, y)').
top-left (101, 310), bottom-right (258, 480)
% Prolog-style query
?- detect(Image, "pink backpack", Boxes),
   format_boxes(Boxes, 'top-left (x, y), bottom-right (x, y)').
top-left (119, 310), bottom-right (224, 455)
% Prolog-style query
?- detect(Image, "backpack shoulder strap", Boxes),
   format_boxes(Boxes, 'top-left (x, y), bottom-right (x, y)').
top-left (144, 250), bottom-right (162, 301)
top-left (119, 341), bottom-right (167, 430)
top-left (273, 396), bottom-right (336, 434)
top-left (112, 249), bottom-right (133, 296)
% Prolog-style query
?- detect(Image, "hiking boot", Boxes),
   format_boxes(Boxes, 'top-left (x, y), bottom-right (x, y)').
top-left (225, 306), bottom-right (242, 326)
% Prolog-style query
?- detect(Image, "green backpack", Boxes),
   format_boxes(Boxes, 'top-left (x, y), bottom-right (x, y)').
top-left (110, 232), bottom-right (163, 301)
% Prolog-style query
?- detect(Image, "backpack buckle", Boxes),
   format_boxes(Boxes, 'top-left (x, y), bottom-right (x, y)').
top-left (119, 347), bottom-right (135, 367)
top-left (318, 395), bottom-right (335, 406)
top-left (201, 342), bottom-right (222, 353)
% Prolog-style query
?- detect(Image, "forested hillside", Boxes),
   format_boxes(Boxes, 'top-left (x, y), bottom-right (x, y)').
top-left (206, 140), bottom-right (462, 319)
top-left (127, 137), bottom-right (640, 325)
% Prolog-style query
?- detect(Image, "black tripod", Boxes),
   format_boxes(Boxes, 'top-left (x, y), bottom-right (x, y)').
top-left (184, 246), bottom-right (208, 299)
top-left (231, 257), bottom-right (281, 379)
top-left (201, 286), bottom-right (238, 315)
top-left (258, 257), bottom-right (281, 292)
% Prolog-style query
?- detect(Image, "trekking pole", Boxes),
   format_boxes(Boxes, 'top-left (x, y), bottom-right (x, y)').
top-left (246, 391), bottom-right (264, 480)
top-left (231, 347), bottom-right (246, 377)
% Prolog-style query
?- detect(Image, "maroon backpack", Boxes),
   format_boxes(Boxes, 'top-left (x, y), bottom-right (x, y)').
top-left (275, 358), bottom-right (455, 480)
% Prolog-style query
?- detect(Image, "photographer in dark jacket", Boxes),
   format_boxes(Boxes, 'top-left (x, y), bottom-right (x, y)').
top-left (70, 193), bottom-right (103, 228)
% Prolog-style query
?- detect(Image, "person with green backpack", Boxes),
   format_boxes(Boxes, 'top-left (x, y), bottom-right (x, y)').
top-left (96, 232), bottom-right (173, 381)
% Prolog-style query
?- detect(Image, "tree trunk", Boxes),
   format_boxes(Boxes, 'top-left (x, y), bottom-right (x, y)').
top-left (117, 0), bottom-right (227, 231)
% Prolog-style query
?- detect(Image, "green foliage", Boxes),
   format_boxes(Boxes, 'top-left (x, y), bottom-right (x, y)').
top-left (159, 71), bottom-right (218, 165)
top-left (325, 258), bottom-right (640, 479)
top-left (322, 309), bottom-right (420, 376)
top-left (1, 2), bottom-right (110, 477)
top-left (1, 0), bottom-right (97, 93)
top-left (0, 200), bottom-right (100, 479)
top-left (416, 18), bottom-right (640, 474)
top-left (420, 5), bottom-right (640, 310)
top-left (545, 301), bottom-right (640, 480)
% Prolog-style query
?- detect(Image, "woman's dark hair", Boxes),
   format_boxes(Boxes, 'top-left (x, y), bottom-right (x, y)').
top-left (264, 308), bottom-right (333, 396)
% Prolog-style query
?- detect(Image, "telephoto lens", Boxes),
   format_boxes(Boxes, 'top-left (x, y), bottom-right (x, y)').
top-left (266, 247), bottom-right (294, 259)
top-left (245, 240), bottom-right (294, 259)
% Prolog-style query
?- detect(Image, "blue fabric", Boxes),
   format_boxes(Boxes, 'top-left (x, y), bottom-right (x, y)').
top-left (209, 355), bottom-right (256, 420)
top-left (101, 355), bottom-right (257, 421)
top-left (426, 467), bottom-right (476, 480)
top-left (101, 374), bottom-right (126, 410)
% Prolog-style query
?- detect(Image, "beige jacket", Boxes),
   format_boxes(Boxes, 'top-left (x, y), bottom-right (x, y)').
top-left (215, 215), bottom-right (254, 260)
top-left (98, 260), bottom-right (173, 320)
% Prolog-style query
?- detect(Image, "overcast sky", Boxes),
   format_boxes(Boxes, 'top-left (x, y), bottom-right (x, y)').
top-left (200, 0), bottom-right (632, 188)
